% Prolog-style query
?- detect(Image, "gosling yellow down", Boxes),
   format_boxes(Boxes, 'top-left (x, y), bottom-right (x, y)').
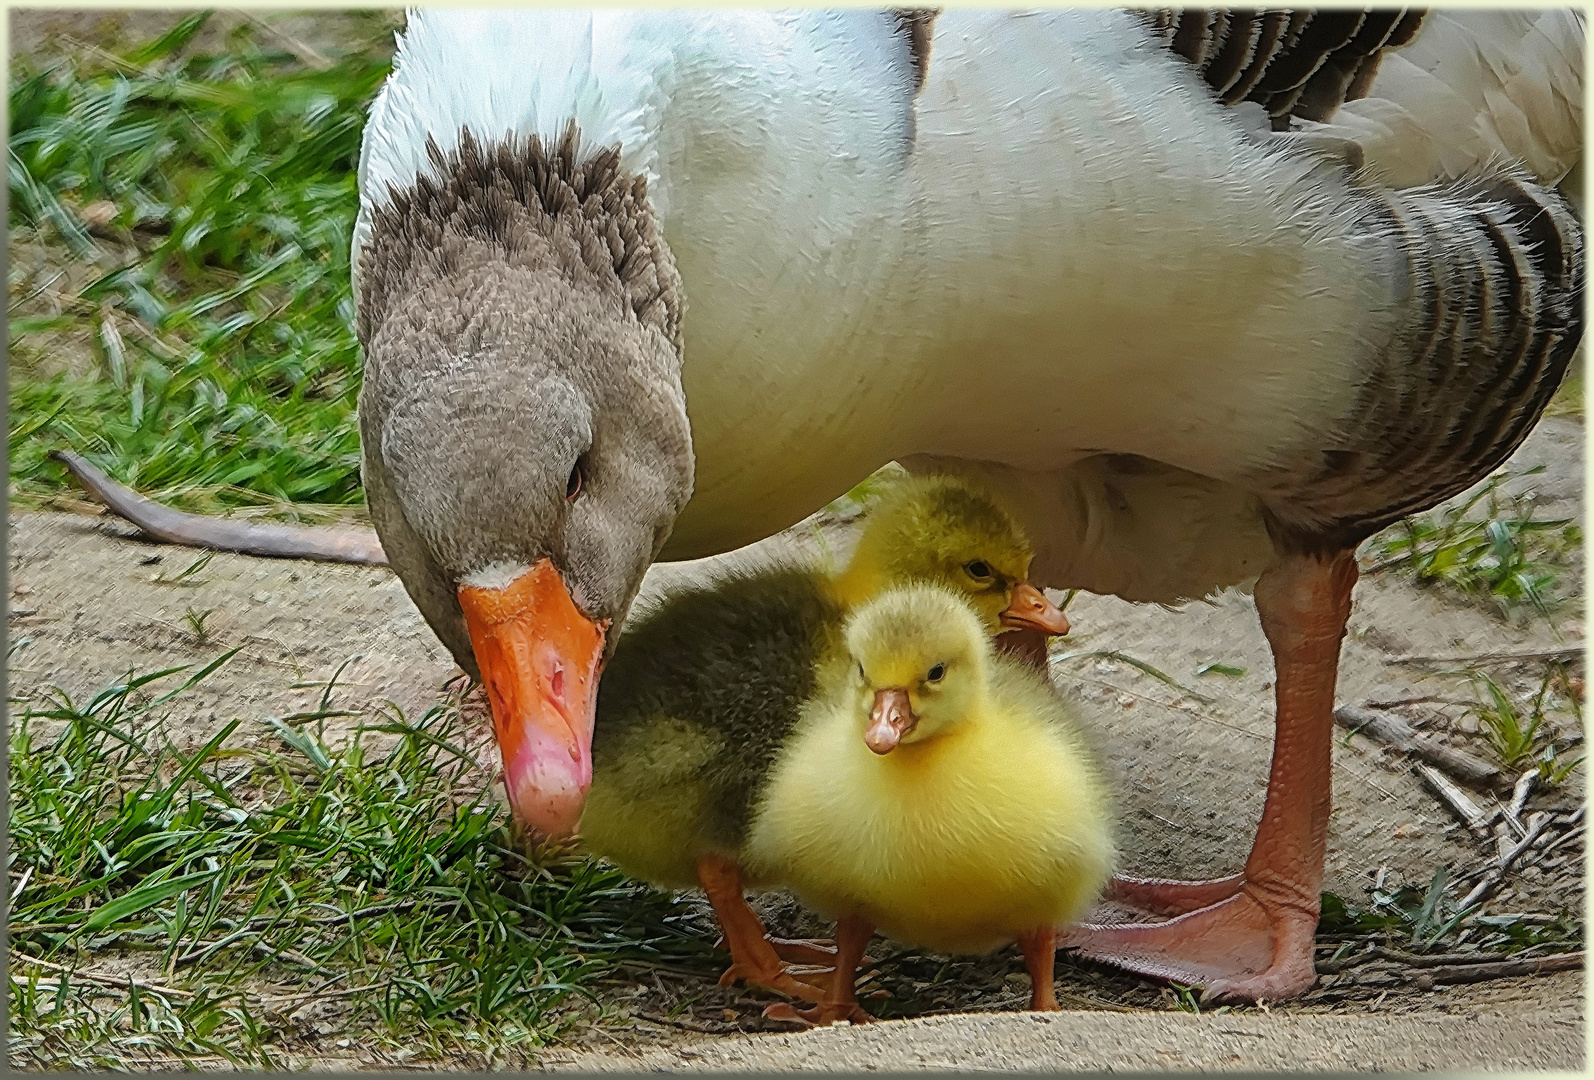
top-left (743, 584), bottom-right (1114, 1025)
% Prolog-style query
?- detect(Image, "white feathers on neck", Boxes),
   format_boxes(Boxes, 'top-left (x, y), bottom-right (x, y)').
top-left (458, 560), bottom-right (533, 592)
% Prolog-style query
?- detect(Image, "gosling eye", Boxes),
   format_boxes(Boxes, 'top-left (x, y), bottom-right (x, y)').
top-left (964, 560), bottom-right (993, 582)
top-left (565, 458), bottom-right (585, 502)
top-left (858, 662), bottom-right (866, 681)
top-left (926, 663), bottom-right (946, 683)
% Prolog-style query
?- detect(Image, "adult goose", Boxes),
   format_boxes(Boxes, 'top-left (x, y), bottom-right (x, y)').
top-left (57, 9), bottom-right (1584, 1003)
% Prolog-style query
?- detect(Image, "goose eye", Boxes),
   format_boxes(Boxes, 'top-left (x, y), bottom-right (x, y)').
top-left (565, 459), bottom-right (584, 502)
top-left (858, 662), bottom-right (866, 680)
top-left (927, 663), bottom-right (946, 683)
top-left (964, 560), bottom-right (992, 581)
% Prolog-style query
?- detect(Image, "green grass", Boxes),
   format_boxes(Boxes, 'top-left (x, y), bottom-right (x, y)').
top-left (1365, 467), bottom-right (1581, 620)
top-left (1319, 867), bottom-right (1582, 956)
top-left (9, 13), bottom-right (385, 514)
top-left (7, 658), bottom-right (714, 1069)
top-left (1468, 665), bottom-right (1585, 783)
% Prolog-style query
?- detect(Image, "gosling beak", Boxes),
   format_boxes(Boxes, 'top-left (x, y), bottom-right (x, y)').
top-left (1000, 582), bottom-right (1070, 636)
top-left (866, 687), bottom-right (917, 755)
top-left (457, 559), bottom-right (608, 839)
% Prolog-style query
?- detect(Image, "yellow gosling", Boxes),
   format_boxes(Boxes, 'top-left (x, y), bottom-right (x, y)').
top-left (743, 584), bottom-right (1114, 1024)
top-left (580, 476), bottom-right (1072, 1004)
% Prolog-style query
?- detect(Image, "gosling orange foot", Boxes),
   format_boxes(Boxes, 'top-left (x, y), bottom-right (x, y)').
top-left (767, 937), bottom-right (837, 962)
top-left (698, 855), bottom-right (828, 1002)
top-left (1017, 926), bottom-right (1062, 1011)
top-left (716, 959), bottom-right (828, 1001)
top-left (762, 913), bottom-right (876, 1026)
top-left (762, 1000), bottom-right (874, 1027)
top-left (712, 935), bottom-right (878, 987)
top-left (1060, 885), bottom-right (1318, 1003)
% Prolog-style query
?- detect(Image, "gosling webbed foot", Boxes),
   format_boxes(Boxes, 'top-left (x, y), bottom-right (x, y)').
top-left (715, 959), bottom-right (829, 1002)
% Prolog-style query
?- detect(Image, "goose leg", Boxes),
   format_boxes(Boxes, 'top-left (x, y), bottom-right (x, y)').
top-left (997, 627), bottom-right (1052, 667)
top-left (1017, 926), bottom-right (1060, 1011)
top-left (763, 914), bottom-right (875, 1027)
top-left (697, 855), bottom-right (828, 1002)
top-left (1058, 551), bottom-right (1356, 1003)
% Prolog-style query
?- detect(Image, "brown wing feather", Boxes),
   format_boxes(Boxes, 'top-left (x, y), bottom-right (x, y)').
top-left (1142, 8), bottom-right (1430, 127)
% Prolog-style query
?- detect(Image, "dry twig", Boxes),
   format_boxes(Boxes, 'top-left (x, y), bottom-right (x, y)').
top-left (1412, 952), bottom-right (1582, 989)
top-left (1415, 764), bottom-right (1493, 834)
top-left (1387, 645), bottom-right (1585, 667)
top-left (1335, 705), bottom-right (1503, 789)
top-left (1460, 812), bottom-right (1554, 910)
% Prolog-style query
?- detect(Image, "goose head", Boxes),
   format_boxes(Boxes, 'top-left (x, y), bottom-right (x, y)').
top-left (356, 130), bottom-right (693, 838)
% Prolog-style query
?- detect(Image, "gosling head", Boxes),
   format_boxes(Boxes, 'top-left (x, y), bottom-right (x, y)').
top-left (848, 476), bottom-right (1068, 638)
top-left (843, 585), bottom-right (991, 755)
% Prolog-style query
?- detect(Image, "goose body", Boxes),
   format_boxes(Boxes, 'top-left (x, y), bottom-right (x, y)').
top-left (357, 7), bottom-right (1580, 598)
top-left (65, 8), bottom-right (1584, 1003)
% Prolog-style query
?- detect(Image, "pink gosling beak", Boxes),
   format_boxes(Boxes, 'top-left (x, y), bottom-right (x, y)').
top-left (865, 687), bottom-right (918, 755)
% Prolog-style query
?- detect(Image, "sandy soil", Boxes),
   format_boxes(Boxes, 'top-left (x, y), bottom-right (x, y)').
top-left (8, 417), bottom-right (1584, 1071)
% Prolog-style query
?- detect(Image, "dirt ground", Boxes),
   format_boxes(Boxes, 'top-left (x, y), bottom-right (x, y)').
top-left (8, 417), bottom-right (1585, 1071)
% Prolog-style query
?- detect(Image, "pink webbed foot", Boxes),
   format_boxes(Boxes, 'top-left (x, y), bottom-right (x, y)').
top-left (1061, 551), bottom-right (1359, 1005)
top-left (1106, 872), bottom-right (1246, 917)
top-left (1060, 884), bottom-right (1320, 1003)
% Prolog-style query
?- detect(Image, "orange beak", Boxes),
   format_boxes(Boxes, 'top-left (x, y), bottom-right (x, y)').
top-left (1000, 582), bottom-right (1070, 636)
top-left (457, 559), bottom-right (608, 839)
top-left (865, 687), bottom-right (917, 755)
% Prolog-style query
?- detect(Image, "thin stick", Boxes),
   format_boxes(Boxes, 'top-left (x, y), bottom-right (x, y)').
top-left (1413, 952), bottom-right (1582, 988)
top-left (11, 956), bottom-right (196, 1000)
top-left (1369, 946), bottom-right (1516, 968)
top-left (632, 1010), bottom-right (737, 1034)
top-left (12, 954), bottom-right (392, 1011)
top-left (1504, 769), bottom-right (1538, 837)
top-left (1415, 764), bottom-right (1492, 833)
top-left (1460, 812), bottom-right (1554, 910)
top-left (1364, 695), bottom-right (1478, 709)
top-left (1540, 823), bottom-right (1586, 857)
top-left (1387, 645), bottom-right (1585, 666)
top-left (260, 979), bottom-right (392, 1008)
